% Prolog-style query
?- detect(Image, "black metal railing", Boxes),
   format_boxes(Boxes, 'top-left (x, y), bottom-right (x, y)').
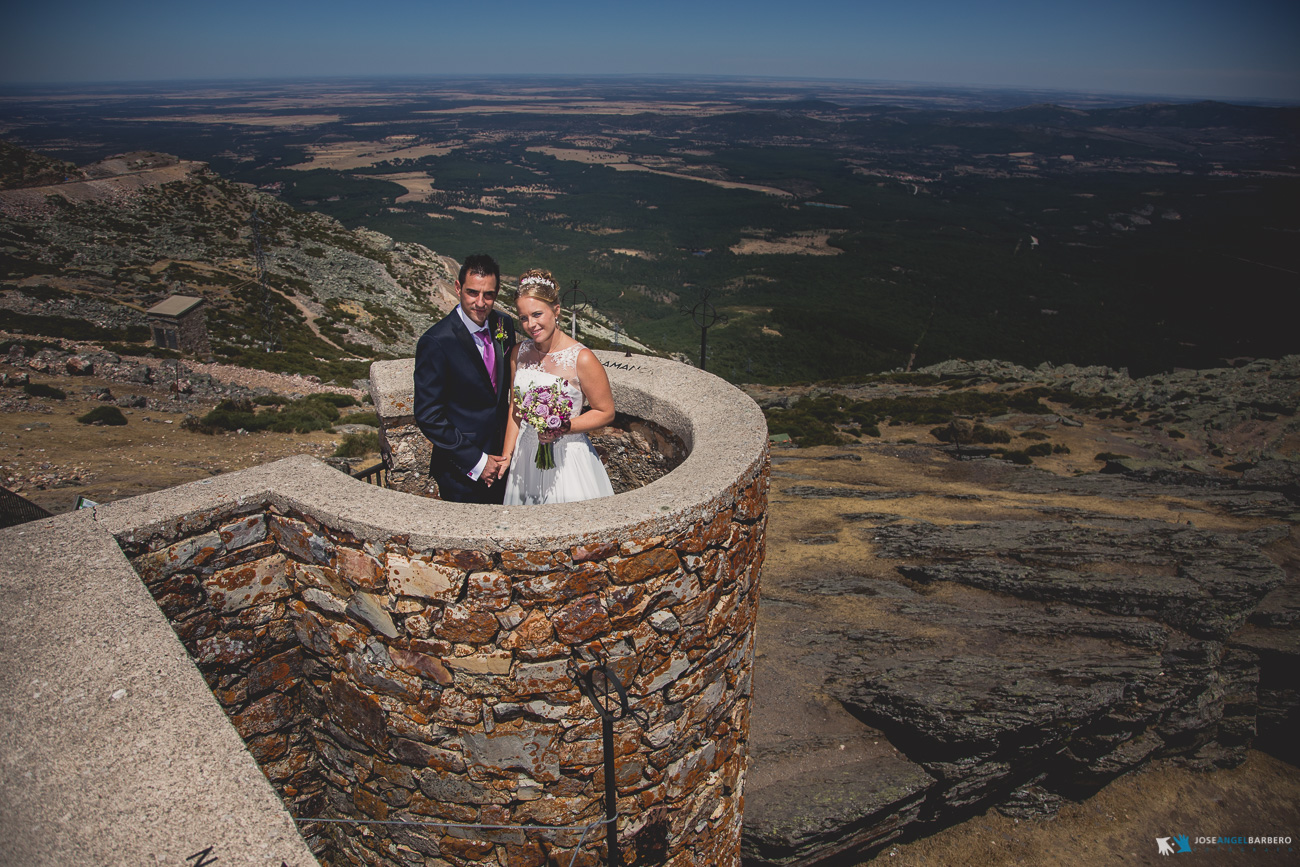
top-left (351, 462), bottom-right (388, 488)
top-left (0, 486), bottom-right (53, 530)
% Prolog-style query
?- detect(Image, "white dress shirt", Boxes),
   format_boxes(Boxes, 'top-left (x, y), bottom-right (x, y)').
top-left (455, 305), bottom-right (494, 481)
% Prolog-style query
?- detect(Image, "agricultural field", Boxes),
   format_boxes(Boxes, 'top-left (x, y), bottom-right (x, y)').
top-left (2, 76), bottom-right (1296, 383)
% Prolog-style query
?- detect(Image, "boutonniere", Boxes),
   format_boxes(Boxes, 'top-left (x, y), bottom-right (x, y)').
top-left (493, 320), bottom-right (508, 343)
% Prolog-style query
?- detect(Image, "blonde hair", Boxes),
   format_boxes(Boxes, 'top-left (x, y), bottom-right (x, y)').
top-left (516, 268), bottom-right (560, 306)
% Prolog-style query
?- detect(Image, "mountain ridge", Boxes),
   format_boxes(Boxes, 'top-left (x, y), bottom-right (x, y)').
top-left (0, 143), bottom-right (459, 382)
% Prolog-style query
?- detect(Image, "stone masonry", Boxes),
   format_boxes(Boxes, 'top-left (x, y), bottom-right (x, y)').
top-left (120, 463), bottom-right (766, 866)
top-left (38, 352), bottom-right (771, 866)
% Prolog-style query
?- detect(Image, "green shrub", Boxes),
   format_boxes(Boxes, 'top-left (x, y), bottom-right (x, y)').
top-left (310, 392), bottom-right (359, 409)
top-left (1168, 429), bottom-right (1186, 439)
top-left (192, 394), bottom-right (346, 435)
top-left (181, 414), bottom-right (217, 435)
top-left (24, 382), bottom-right (66, 400)
top-left (1023, 387), bottom-right (1119, 412)
top-left (200, 398), bottom-right (263, 432)
top-left (268, 399), bottom-right (340, 434)
top-left (1023, 442), bottom-right (1053, 457)
top-left (0, 339), bottom-right (59, 356)
top-left (334, 431), bottom-right (380, 457)
top-left (762, 395), bottom-right (855, 446)
top-left (1053, 444), bottom-right (1071, 454)
top-left (1095, 452), bottom-right (1127, 461)
top-left (930, 423), bottom-right (1011, 444)
top-left (100, 342), bottom-right (183, 360)
top-left (77, 406), bottom-right (127, 425)
top-left (1019, 431), bottom-right (1049, 440)
top-left (997, 449), bottom-right (1033, 465)
top-left (339, 410), bottom-right (380, 427)
top-left (859, 372), bottom-right (942, 387)
top-left (253, 394), bottom-right (290, 406)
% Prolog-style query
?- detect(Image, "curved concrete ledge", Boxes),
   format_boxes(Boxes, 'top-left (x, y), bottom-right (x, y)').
top-left (96, 352), bottom-right (767, 551)
top-left (0, 512), bottom-right (317, 866)
top-left (311, 351), bottom-right (766, 547)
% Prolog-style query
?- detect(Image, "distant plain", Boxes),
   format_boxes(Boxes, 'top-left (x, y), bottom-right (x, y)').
top-left (1, 75), bottom-right (1296, 382)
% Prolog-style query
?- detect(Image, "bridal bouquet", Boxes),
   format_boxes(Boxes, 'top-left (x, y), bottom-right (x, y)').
top-left (515, 380), bottom-right (574, 470)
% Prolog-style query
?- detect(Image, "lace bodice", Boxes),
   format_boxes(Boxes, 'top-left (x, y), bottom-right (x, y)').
top-left (505, 337), bottom-right (614, 504)
top-left (514, 340), bottom-right (586, 409)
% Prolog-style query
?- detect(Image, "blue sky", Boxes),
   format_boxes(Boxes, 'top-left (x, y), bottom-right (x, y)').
top-left (2, 0), bottom-right (1297, 102)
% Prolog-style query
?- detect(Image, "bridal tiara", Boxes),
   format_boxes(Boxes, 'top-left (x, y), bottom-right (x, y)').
top-left (519, 275), bottom-right (555, 289)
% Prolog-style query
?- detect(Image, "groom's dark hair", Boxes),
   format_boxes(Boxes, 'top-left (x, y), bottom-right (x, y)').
top-left (458, 253), bottom-right (500, 289)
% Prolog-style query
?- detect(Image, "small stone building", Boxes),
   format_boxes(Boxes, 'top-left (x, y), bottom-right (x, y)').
top-left (145, 294), bottom-right (211, 357)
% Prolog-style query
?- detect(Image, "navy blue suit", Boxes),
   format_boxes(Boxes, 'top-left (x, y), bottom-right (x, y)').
top-left (413, 308), bottom-right (516, 504)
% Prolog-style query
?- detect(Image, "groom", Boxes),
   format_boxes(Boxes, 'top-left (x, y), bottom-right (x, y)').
top-left (414, 254), bottom-right (516, 504)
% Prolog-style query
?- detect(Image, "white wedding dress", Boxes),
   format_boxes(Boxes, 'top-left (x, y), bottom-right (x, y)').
top-left (503, 340), bottom-right (615, 505)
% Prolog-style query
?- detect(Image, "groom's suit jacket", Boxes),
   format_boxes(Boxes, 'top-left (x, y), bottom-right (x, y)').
top-left (413, 307), bottom-right (516, 504)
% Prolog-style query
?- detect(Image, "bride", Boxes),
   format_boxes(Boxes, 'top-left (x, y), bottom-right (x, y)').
top-left (501, 269), bottom-right (616, 505)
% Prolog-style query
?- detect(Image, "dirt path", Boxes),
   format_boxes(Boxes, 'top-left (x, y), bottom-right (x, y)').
top-left (269, 286), bottom-right (346, 351)
top-left (180, 359), bottom-right (365, 397)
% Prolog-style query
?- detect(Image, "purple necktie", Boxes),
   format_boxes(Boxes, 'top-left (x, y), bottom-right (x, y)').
top-left (478, 329), bottom-right (496, 390)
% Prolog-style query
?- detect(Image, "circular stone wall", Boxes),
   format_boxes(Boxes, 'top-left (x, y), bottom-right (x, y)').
top-left (125, 352), bottom-right (769, 866)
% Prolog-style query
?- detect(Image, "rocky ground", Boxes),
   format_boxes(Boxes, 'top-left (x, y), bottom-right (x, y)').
top-left (743, 358), bottom-right (1299, 865)
top-left (0, 148), bottom-right (455, 359)
top-left (0, 343), bottom-right (373, 512)
top-left (3, 347), bottom-right (1297, 865)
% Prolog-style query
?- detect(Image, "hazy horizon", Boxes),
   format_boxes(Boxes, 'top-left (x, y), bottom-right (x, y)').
top-left (1, 73), bottom-right (1294, 110)
top-left (2, 1), bottom-right (1297, 104)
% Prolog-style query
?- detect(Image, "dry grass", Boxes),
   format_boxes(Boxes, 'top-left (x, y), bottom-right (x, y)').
top-left (1, 367), bottom-right (357, 512)
top-left (127, 114), bottom-right (341, 127)
top-left (285, 141), bottom-right (459, 171)
top-left (730, 231), bottom-right (843, 255)
top-left (528, 146), bottom-right (794, 197)
top-left (882, 751), bottom-right (1300, 866)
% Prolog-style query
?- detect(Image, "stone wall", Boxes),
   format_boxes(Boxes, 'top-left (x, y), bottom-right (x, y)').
top-left (80, 353), bottom-right (769, 866)
top-left (119, 466), bottom-right (765, 865)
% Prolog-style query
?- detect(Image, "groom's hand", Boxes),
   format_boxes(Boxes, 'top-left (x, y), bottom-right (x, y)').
top-left (481, 454), bottom-right (509, 484)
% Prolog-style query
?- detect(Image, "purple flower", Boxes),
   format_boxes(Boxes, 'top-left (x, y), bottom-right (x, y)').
top-left (546, 414), bottom-right (562, 429)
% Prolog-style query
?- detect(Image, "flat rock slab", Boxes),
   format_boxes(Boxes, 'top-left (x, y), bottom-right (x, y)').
top-left (877, 520), bottom-right (1285, 639)
top-left (745, 434), bottom-right (1298, 865)
top-left (744, 753), bottom-right (932, 866)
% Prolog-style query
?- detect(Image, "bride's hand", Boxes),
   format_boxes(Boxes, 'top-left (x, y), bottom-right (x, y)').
top-left (538, 420), bottom-right (571, 443)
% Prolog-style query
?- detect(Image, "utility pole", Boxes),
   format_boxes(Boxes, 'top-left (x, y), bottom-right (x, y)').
top-left (562, 281), bottom-right (589, 340)
top-left (683, 289), bottom-right (727, 371)
top-left (250, 205), bottom-right (276, 353)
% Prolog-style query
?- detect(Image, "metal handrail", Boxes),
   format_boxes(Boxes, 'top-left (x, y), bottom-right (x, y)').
top-left (351, 462), bottom-right (387, 488)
